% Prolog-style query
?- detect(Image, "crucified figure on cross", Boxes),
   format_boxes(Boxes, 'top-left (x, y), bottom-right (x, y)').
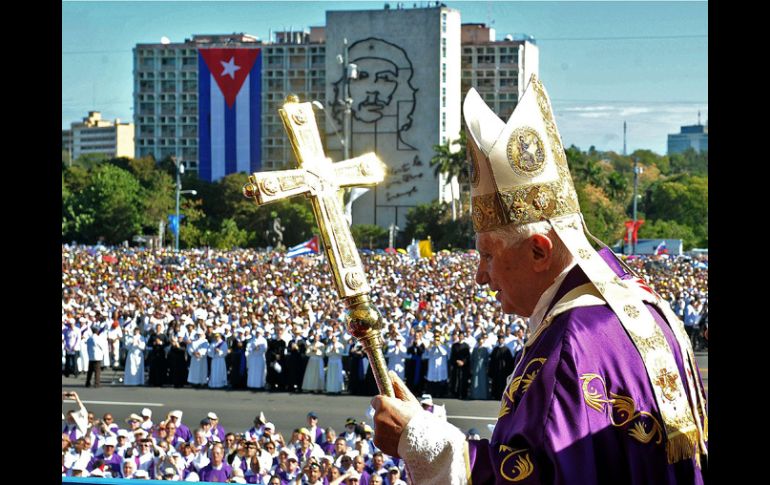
top-left (243, 95), bottom-right (394, 397)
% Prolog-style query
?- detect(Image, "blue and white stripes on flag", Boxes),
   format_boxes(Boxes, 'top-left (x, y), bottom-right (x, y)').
top-left (286, 236), bottom-right (320, 258)
top-left (198, 48), bottom-right (262, 182)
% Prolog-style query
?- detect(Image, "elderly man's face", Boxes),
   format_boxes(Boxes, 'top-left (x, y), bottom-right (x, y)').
top-left (370, 475), bottom-right (383, 485)
top-left (475, 233), bottom-right (539, 317)
top-left (123, 460), bottom-right (135, 475)
top-left (211, 445), bottom-right (224, 465)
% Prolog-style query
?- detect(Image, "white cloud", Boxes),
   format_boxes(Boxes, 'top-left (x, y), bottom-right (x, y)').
top-left (552, 101), bottom-right (708, 154)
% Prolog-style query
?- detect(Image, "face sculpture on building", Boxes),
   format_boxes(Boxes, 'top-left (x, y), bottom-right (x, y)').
top-left (333, 37), bottom-right (418, 150)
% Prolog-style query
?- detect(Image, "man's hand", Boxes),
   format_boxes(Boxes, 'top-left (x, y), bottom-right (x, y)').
top-left (371, 371), bottom-right (423, 457)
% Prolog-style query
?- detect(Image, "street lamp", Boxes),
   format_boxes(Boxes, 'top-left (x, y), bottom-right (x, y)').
top-left (631, 158), bottom-right (643, 255)
top-left (337, 38), bottom-right (357, 161)
top-left (173, 159), bottom-right (194, 252)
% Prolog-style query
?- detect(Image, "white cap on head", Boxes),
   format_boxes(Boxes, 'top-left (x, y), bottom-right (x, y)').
top-left (103, 436), bottom-right (118, 447)
top-left (207, 412), bottom-right (218, 420)
top-left (133, 470), bottom-right (150, 479)
top-left (141, 408), bottom-right (152, 417)
top-left (170, 410), bottom-right (183, 419)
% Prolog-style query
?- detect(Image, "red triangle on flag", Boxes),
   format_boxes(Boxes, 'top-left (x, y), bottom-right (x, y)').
top-left (199, 48), bottom-right (261, 108)
top-left (309, 236), bottom-right (319, 253)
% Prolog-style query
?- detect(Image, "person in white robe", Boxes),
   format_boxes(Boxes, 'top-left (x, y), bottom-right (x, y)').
top-left (301, 335), bottom-right (325, 393)
top-left (324, 335), bottom-right (345, 394)
top-left (386, 334), bottom-right (408, 381)
top-left (123, 328), bottom-right (146, 386)
top-left (246, 328), bottom-right (268, 389)
top-left (78, 322), bottom-right (91, 373)
top-left (424, 334), bottom-right (449, 397)
top-left (207, 333), bottom-right (228, 388)
top-left (187, 335), bottom-right (210, 387)
top-left (107, 321), bottom-right (123, 370)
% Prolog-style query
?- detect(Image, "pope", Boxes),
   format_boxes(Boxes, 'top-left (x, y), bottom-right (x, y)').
top-left (371, 75), bottom-right (707, 484)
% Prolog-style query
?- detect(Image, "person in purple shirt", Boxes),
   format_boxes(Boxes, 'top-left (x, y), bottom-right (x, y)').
top-left (306, 411), bottom-right (325, 444)
top-left (87, 437), bottom-right (123, 477)
top-left (319, 428), bottom-right (337, 456)
top-left (168, 409), bottom-right (193, 443)
top-left (276, 452), bottom-right (302, 485)
top-left (371, 78), bottom-right (707, 484)
top-left (198, 442), bottom-right (234, 482)
top-left (101, 413), bottom-right (119, 435)
top-left (208, 412), bottom-right (227, 442)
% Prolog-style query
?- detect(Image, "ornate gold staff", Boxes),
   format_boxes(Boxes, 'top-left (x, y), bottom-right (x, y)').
top-left (243, 95), bottom-right (394, 397)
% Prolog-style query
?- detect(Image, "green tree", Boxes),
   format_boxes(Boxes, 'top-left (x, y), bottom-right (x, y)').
top-left (178, 198), bottom-right (206, 249)
top-left (605, 172), bottom-right (629, 202)
top-left (669, 148), bottom-right (707, 176)
top-left (351, 224), bottom-right (389, 249)
top-left (437, 214), bottom-right (475, 250)
top-left (403, 201), bottom-right (448, 243)
top-left (642, 174), bottom-right (708, 246)
top-left (75, 164), bottom-right (144, 244)
top-left (575, 183), bottom-right (627, 244)
top-left (637, 219), bottom-right (699, 251)
top-left (140, 170), bottom-right (176, 233)
top-left (202, 218), bottom-right (251, 249)
top-left (430, 131), bottom-right (467, 220)
top-left (72, 153), bottom-right (109, 170)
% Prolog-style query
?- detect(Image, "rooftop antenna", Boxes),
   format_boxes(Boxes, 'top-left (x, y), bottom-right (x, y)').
top-left (623, 121), bottom-right (627, 156)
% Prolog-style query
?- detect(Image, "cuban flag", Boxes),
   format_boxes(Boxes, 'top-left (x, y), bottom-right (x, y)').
top-left (198, 48), bottom-right (262, 182)
top-left (654, 241), bottom-right (668, 255)
top-left (286, 236), bottom-right (320, 258)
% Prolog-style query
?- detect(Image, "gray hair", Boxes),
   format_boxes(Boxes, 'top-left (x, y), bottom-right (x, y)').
top-left (487, 221), bottom-right (574, 271)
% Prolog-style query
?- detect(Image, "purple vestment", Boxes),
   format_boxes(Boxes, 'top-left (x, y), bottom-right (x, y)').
top-left (198, 462), bottom-right (233, 482)
top-left (467, 249), bottom-right (706, 484)
top-left (175, 423), bottom-right (193, 443)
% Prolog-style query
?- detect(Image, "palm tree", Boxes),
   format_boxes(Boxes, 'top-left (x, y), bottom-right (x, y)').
top-left (430, 131), bottom-right (467, 221)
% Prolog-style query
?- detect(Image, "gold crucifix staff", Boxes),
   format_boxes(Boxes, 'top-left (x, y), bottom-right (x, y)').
top-left (243, 95), bottom-right (394, 398)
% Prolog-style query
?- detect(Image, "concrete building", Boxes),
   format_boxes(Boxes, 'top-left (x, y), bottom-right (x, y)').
top-left (133, 32), bottom-right (326, 175)
top-left (325, 5), bottom-right (462, 229)
top-left (668, 122), bottom-right (708, 155)
top-left (261, 30), bottom-right (326, 171)
top-left (62, 111), bottom-right (134, 160)
top-left (130, 7), bottom-right (537, 230)
top-left (461, 23), bottom-right (539, 121)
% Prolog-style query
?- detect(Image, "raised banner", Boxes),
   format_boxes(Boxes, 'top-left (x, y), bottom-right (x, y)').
top-left (198, 48), bottom-right (262, 182)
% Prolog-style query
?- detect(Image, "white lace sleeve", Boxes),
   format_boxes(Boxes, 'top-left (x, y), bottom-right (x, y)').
top-left (397, 410), bottom-right (469, 485)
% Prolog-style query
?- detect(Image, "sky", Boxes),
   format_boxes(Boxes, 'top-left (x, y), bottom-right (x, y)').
top-left (62, 0), bottom-right (708, 155)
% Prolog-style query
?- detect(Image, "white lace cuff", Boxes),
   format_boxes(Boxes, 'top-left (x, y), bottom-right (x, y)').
top-left (398, 410), bottom-right (469, 485)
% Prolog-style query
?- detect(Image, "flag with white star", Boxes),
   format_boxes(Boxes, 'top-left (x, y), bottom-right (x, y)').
top-left (198, 48), bottom-right (262, 182)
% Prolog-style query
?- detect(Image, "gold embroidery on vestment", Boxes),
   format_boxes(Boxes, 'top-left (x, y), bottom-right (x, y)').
top-left (580, 373), bottom-right (664, 446)
top-left (499, 449), bottom-right (534, 482)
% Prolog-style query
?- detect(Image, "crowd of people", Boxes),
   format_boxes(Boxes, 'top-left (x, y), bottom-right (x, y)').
top-left (62, 245), bottom-right (708, 399)
top-left (62, 389), bottom-right (441, 483)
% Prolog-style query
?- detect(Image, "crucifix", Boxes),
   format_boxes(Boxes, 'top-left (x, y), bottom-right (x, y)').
top-left (243, 95), bottom-right (394, 397)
